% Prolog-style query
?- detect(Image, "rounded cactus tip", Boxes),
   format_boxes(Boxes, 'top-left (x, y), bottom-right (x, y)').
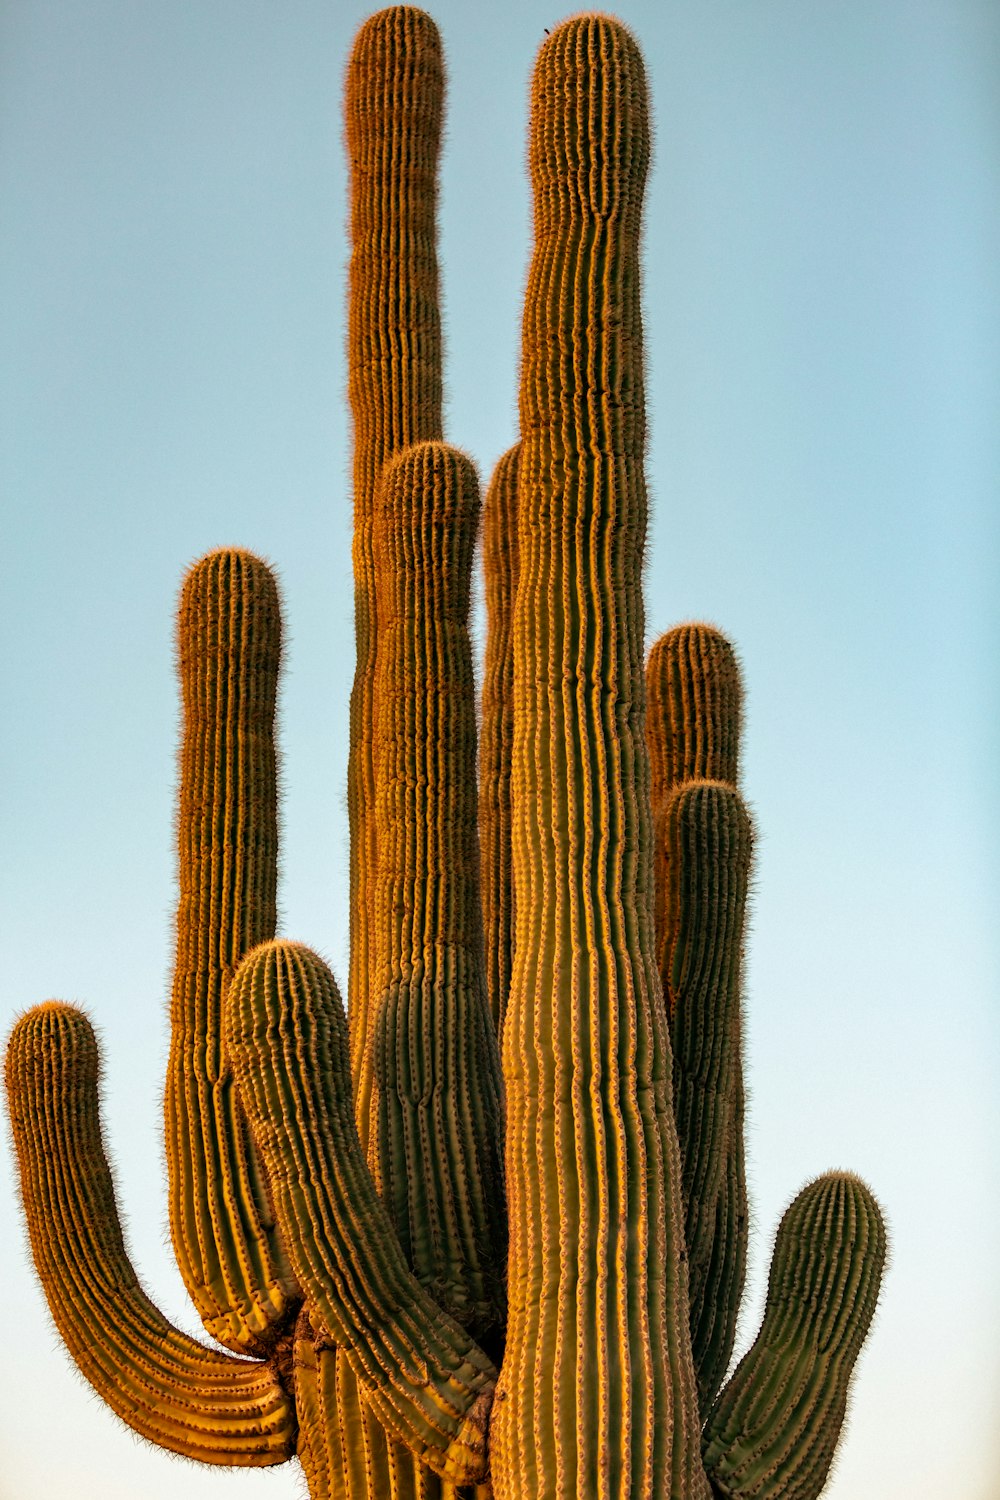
top-left (5, 1001), bottom-right (99, 1081)
top-left (181, 546), bottom-right (278, 587)
top-left (530, 10), bottom-right (649, 201)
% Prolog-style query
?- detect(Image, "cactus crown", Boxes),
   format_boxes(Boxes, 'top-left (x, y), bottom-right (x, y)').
top-left (5, 9), bottom-right (884, 1500)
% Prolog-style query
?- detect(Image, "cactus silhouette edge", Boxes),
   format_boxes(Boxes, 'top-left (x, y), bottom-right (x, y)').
top-left (4, 8), bottom-right (885, 1499)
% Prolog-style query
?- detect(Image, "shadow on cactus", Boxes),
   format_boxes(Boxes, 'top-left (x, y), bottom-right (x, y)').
top-left (4, 8), bottom-right (885, 1499)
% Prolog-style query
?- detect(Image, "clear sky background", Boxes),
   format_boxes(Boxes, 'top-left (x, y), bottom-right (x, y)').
top-left (2, 2), bottom-right (997, 1496)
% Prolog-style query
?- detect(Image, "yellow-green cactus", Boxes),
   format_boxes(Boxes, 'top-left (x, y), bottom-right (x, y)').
top-left (4, 9), bottom-right (886, 1500)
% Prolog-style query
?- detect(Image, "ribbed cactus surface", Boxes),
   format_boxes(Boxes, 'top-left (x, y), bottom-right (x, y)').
top-left (4, 10), bottom-right (886, 1500)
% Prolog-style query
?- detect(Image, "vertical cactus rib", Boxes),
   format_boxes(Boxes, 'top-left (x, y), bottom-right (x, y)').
top-left (660, 781), bottom-right (751, 1409)
top-left (346, 5), bottom-right (446, 1157)
top-left (479, 442), bottom-right (521, 1041)
top-left (646, 625), bottom-right (749, 1410)
top-left (165, 547), bottom-right (297, 1354)
top-left (372, 440), bottom-right (507, 1345)
top-left (494, 18), bottom-right (708, 1500)
top-left (702, 1174), bottom-right (887, 1500)
top-left (226, 939), bottom-right (496, 1488)
top-left (4, 1004), bottom-right (296, 1464)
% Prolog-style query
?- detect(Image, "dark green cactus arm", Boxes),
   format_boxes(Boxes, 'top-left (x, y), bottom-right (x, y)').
top-left (225, 939), bottom-right (496, 1488)
top-left (164, 547), bottom-right (298, 1355)
top-left (647, 624), bottom-right (749, 1409)
top-left (495, 18), bottom-right (708, 1499)
top-left (372, 440), bottom-right (507, 1345)
top-left (660, 779), bottom-right (752, 1410)
top-left (346, 5), bottom-right (446, 1158)
top-left (702, 1174), bottom-right (887, 1500)
top-left (479, 441), bottom-right (520, 1041)
top-left (4, 1004), bottom-right (295, 1465)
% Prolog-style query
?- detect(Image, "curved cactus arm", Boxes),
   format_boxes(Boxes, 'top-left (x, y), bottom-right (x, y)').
top-left (479, 440), bottom-right (521, 1042)
top-left (659, 779), bottom-right (752, 1410)
top-left (702, 1173), bottom-right (887, 1500)
top-left (372, 440), bottom-right (507, 1345)
top-left (226, 939), bottom-right (496, 1488)
top-left (646, 625), bottom-right (750, 1409)
top-left (165, 547), bottom-right (298, 1354)
top-left (494, 18), bottom-right (708, 1499)
top-left (4, 1003), bottom-right (296, 1465)
top-left (346, 5), bottom-right (446, 1155)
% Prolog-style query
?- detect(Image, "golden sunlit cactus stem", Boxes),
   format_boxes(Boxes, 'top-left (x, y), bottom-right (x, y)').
top-left (165, 547), bottom-right (297, 1354)
top-left (495, 18), bottom-right (708, 1499)
top-left (346, 5), bottom-right (446, 1157)
top-left (5, 1004), bottom-right (296, 1464)
top-left (373, 440), bottom-right (507, 1346)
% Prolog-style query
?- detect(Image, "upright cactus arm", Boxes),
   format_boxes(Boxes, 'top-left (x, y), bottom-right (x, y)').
top-left (661, 779), bottom-right (752, 1411)
top-left (646, 624), bottom-right (750, 1409)
top-left (703, 1174), bottom-right (887, 1500)
top-left (372, 440), bottom-right (507, 1346)
top-left (494, 18), bottom-right (708, 1499)
top-left (226, 939), bottom-right (496, 1489)
top-left (165, 548), bottom-right (298, 1355)
top-left (346, 5), bottom-right (446, 1156)
top-left (4, 1004), bottom-right (295, 1465)
top-left (479, 441), bottom-right (521, 1041)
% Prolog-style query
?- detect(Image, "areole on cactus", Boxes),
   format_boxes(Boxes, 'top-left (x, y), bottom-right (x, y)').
top-left (4, 8), bottom-right (886, 1500)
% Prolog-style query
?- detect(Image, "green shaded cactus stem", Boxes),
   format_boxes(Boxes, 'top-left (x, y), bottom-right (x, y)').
top-left (4, 9), bottom-right (887, 1500)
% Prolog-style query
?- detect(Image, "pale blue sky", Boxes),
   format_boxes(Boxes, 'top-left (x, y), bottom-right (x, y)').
top-left (2, 3), bottom-right (997, 1497)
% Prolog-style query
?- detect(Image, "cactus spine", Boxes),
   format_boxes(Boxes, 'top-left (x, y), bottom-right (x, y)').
top-left (5, 10), bottom-right (886, 1500)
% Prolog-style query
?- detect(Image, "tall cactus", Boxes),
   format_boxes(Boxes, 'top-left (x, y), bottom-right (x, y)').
top-left (4, 9), bottom-right (885, 1500)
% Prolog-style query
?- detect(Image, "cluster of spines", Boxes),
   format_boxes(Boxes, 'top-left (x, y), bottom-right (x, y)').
top-left (494, 18), bottom-right (707, 1500)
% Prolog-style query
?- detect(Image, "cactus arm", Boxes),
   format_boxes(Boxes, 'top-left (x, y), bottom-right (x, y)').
top-left (660, 780), bottom-right (752, 1410)
top-left (494, 19), bottom-right (708, 1499)
top-left (372, 440), bottom-right (507, 1345)
top-left (646, 625), bottom-right (750, 1408)
top-left (646, 625), bottom-right (742, 803)
top-left (346, 5), bottom-right (446, 1156)
top-left (226, 939), bottom-right (496, 1487)
top-left (478, 441), bottom-right (521, 1041)
top-left (702, 1174), bottom-right (886, 1500)
top-left (4, 1003), bottom-right (295, 1465)
top-left (165, 548), bottom-right (298, 1355)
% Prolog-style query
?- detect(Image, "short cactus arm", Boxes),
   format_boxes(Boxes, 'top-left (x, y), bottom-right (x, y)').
top-left (165, 548), bottom-right (297, 1354)
top-left (479, 441), bottom-right (520, 1040)
top-left (226, 939), bottom-right (496, 1488)
top-left (4, 1004), bottom-right (295, 1465)
top-left (372, 440), bottom-right (507, 1345)
top-left (346, 6), bottom-right (446, 1155)
top-left (702, 1173), bottom-right (887, 1500)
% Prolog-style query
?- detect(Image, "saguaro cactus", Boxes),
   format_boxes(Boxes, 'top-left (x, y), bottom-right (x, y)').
top-left (5, 9), bottom-right (885, 1500)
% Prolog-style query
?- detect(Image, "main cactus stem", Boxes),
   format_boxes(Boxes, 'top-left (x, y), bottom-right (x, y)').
top-left (4, 8), bottom-right (886, 1500)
